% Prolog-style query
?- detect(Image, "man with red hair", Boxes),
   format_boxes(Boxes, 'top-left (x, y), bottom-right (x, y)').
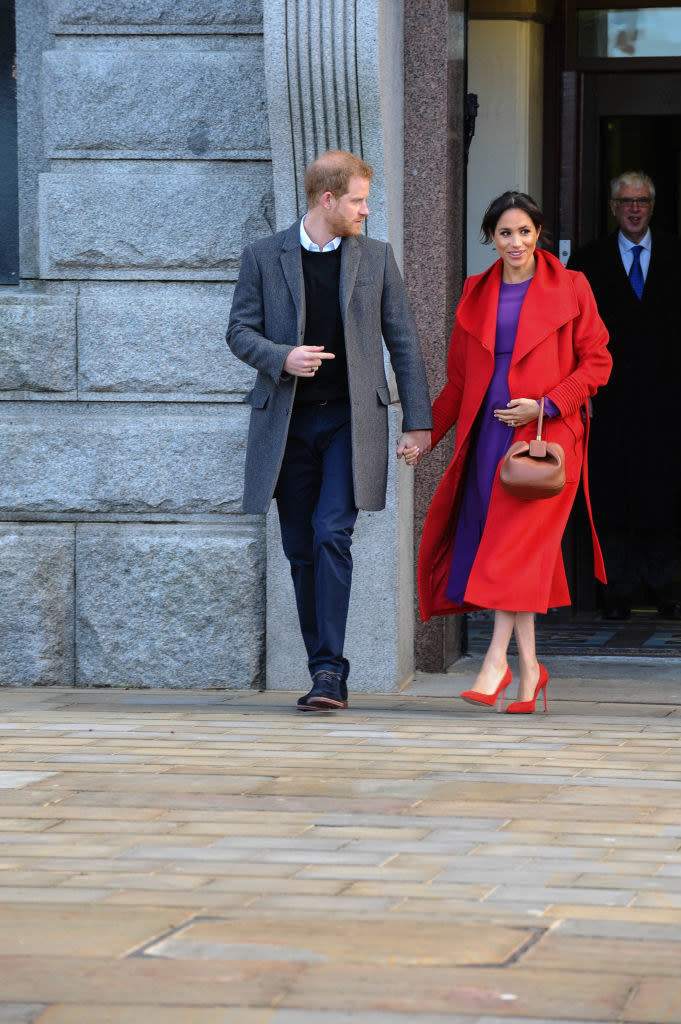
top-left (228, 150), bottom-right (432, 709)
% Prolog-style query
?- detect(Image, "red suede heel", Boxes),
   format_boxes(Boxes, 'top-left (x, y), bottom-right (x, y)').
top-left (506, 664), bottom-right (549, 714)
top-left (461, 667), bottom-right (513, 712)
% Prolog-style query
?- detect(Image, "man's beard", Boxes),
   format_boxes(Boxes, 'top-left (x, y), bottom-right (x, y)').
top-left (328, 213), bottom-right (363, 238)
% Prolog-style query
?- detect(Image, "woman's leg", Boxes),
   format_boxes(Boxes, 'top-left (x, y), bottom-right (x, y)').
top-left (513, 612), bottom-right (540, 699)
top-left (473, 609), bottom-right (516, 693)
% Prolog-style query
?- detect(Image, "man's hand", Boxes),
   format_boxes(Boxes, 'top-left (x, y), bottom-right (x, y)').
top-left (397, 430), bottom-right (432, 465)
top-left (283, 345), bottom-right (335, 378)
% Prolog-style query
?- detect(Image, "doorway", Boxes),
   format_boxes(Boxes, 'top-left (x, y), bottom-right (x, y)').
top-left (602, 115), bottom-right (681, 232)
top-left (542, 7), bottom-right (681, 654)
top-left (465, 2), bottom-right (681, 660)
top-left (580, 72), bottom-right (681, 242)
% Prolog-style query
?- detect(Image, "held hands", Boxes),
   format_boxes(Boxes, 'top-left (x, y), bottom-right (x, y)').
top-left (397, 430), bottom-right (432, 467)
top-left (494, 398), bottom-right (540, 429)
top-left (403, 446), bottom-right (421, 466)
top-left (283, 345), bottom-right (335, 378)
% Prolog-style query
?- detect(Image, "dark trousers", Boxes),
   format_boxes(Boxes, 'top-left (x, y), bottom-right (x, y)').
top-left (601, 527), bottom-right (677, 609)
top-left (275, 400), bottom-right (357, 682)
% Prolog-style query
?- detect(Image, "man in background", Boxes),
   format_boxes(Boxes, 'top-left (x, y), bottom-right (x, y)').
top-left (570, 170), bottom-right (681, 619)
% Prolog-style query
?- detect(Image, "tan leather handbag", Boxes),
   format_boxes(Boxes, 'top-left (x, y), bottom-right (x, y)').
top-left (499, 398), bottom-right (565, 500)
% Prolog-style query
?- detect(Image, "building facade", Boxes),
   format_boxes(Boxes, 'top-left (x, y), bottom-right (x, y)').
top-left (1, 1), bottom-right (679, 689)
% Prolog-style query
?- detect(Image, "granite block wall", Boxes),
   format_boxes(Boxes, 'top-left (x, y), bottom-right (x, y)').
top-left (0, 525), bottom-right (75, 687)
top-left (42, 44), bottom-right (269, 159)
top-left (75, 524), bottom-right (263, 688)
top-left (0, 287), bottom-right (76, 392)
top-left (0, 0), bottom-right (270, 687)
top-left (4, 0), bottom-right (426, 690)
top-left (39, 166), bottom-right (273, 280)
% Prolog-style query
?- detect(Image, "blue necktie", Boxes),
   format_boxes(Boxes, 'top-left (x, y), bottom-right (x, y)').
top-left (629, 244), bottom-right (644, 299)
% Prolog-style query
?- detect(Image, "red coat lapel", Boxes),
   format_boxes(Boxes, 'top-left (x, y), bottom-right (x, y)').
top-left (455, 249), bottom-right (581, 367)
top-left (455, 259), bottom-right (501, 355)
top-left (512, 250), bottom-right (580, 366)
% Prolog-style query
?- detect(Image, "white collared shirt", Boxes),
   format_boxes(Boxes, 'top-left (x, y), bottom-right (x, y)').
top-left (300, 216), bottom-right (341, 253)
top-left (618, 229), bottom-right (652, 281)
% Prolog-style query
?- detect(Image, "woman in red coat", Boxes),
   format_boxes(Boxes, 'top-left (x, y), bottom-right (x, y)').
top-left (408, 192), bottom-right (611, 712)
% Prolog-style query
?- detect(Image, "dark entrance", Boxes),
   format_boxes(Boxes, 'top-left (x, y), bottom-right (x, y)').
top-left (532, 2), bottom-right (681, 655)
top-left (581, 73), bottom-right (681, 240)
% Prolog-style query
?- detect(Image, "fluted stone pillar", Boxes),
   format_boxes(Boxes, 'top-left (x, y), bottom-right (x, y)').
top-left (262, 0), bottom-right (415, 692)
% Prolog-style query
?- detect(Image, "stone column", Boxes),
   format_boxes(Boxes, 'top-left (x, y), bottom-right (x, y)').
top-left (262, 0), bottom-right (416, 692)
top-left (404, 0), bottom-right (467, 671)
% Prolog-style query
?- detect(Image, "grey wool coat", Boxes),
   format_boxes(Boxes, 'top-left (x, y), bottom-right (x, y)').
top-left (226, 221), bottom-right (433, 514)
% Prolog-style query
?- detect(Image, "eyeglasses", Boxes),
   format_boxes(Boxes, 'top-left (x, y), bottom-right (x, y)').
top-left (614, 197), bottom-right (652, 208)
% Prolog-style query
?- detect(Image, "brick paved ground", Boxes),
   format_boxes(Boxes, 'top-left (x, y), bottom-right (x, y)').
top-left (0, 663), bottom-right (680, 1023)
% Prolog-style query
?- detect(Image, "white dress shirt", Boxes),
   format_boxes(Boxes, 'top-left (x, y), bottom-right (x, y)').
top-left (618, 229), bottom-right (652, 281)
top-left (300, 217), bottom-right (341, 253)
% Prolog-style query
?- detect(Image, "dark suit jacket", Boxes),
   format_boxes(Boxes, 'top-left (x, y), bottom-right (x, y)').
top-left (569, 230), bottom-right (681, 527)
top-left (226, 222), bottom-right (433, 514)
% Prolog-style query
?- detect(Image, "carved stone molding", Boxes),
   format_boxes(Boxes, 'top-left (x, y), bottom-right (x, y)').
top-left (262, 0), bottom-right (395, 241)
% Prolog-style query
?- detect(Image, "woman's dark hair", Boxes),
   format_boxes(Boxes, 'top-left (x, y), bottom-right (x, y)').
top-left (480, 191), bottom-right (546, 245)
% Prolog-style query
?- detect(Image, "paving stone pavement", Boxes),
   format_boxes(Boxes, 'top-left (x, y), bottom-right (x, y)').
top-left (0, 662), bottom-right (680, 1023)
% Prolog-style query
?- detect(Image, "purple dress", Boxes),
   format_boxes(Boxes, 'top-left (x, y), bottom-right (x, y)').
top-left (446, 278), bottom-right (532, 604)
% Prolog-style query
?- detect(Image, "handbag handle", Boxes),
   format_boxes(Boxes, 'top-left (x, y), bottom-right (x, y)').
top-left (535, 397), bottom-right (545, 441)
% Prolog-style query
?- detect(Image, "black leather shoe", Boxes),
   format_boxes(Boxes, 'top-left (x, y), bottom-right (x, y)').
top-left (658, 601), bottom-right (681, 621)
top-left (296, 671), bottom-right (347, 712)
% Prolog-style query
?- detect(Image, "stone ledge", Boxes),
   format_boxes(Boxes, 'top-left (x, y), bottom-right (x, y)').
top-left (0, 393), bottom-right (247, 404)
top-left (49, 0), bottom-right (263, 34)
